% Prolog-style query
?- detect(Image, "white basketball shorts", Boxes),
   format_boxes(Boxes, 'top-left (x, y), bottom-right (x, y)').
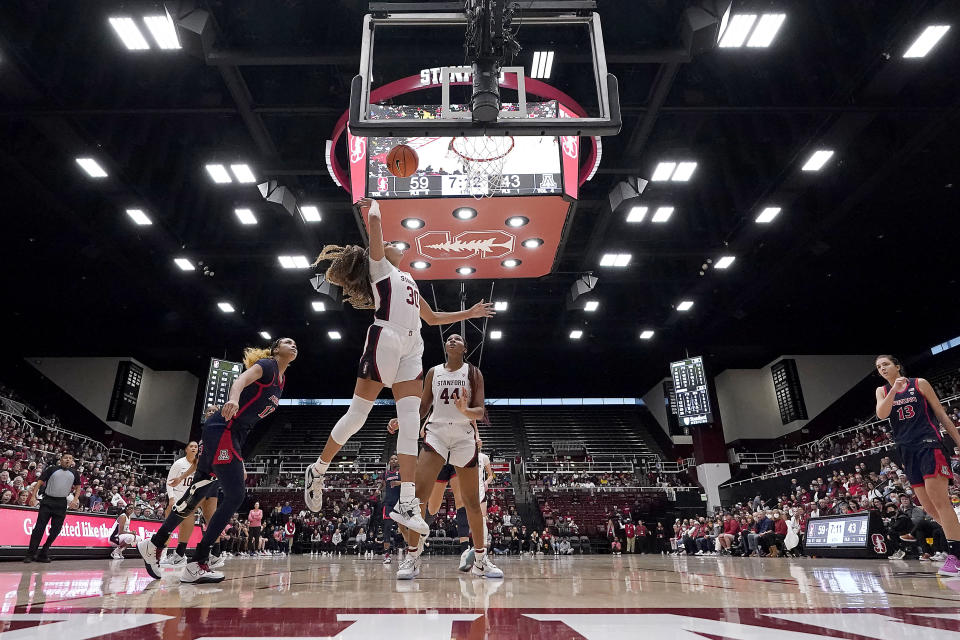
top-left (424, 421), bottom-right (478, 468)
top-left (117, 533), bottom-right (139, 546)
top-left (357, 320), bottom-right (424, 388)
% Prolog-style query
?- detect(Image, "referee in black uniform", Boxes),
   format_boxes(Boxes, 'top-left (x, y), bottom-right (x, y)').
top-left (25, 453), bottom-right (81, 563)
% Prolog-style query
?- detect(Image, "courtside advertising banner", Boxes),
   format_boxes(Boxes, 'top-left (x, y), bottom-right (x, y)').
top-left (0, 506), bottom-right (202, 548)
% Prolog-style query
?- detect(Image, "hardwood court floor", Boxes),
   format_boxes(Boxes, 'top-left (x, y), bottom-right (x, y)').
top-left (3, 553), bottom-right (960, 638)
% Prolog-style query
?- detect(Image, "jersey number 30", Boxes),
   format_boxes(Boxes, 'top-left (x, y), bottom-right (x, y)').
top-left (439, 387), bottom-right (461, 404)
top-left (405, 286), bottom-right (419, 308)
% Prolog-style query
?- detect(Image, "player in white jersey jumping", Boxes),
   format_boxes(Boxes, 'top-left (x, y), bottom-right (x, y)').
top-left (163, 437), bottom-right (220, 567)
top-left (389, 333), bottom-right (503, 579)
top-left (305, 198), bottom-right (494, 535)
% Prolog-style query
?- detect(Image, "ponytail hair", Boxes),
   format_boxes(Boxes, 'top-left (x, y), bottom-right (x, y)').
top-left (243, 338), bottom-right (284, 369)
top-left (875, 354), bottom-right (906, 378)
top-left (313, 244), bottom-right (374, 309)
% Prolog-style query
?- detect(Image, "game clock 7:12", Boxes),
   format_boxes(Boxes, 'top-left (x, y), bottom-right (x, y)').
top-left (368, 173), bottom-right (561, 197)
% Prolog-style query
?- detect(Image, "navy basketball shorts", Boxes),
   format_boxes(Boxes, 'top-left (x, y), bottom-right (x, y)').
top-left (436, 463), bottom-right (457, 483)
top-left (900, 445), bottom-right (952, 487)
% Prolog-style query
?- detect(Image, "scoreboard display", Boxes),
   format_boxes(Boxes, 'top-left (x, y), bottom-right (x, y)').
top-left (368, 172), bottom-right (561, 198)
top-left (203, 359), bottom-right (242, 415)
top-left (669, 356), bottom-right (713, 426)
top-left (804, 512), bottom-right (888, 558)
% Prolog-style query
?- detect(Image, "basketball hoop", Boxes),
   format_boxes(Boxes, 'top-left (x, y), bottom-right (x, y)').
top-left (448, 135), bottom-right (515, 199)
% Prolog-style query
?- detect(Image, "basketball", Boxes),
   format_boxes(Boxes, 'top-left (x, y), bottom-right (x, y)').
top-left (386, 144), bottom-right (418, 178)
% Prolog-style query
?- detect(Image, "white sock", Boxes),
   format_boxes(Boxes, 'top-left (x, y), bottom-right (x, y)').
top-left (313, 459), bottom-right (330, 475)
top-left (407, 545), bottom-right (421, 558)
top-left (400, 482), bottom-right (415, 500)
top-left (474, 547), bottom-right (487, 562)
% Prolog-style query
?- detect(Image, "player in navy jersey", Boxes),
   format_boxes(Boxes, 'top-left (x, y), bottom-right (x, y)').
top-left (381, 454), bottom-right (401, 564)
top-left (875, 354), bottom-right (960, 576)
top-left (138, 337), bottom-right (297, 584)
top-left (304, 197), bottom-right (493, 536)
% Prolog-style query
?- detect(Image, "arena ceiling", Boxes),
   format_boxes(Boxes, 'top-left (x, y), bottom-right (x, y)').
top-left (1, 1), bottom-right (958, 399)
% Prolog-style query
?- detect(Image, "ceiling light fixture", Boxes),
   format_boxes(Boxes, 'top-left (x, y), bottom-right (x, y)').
top-left (328, 331), bottom-right (342, 340)
top-left (600, 253), bottom-right (631, 267)
top-left (677, 300), bottom-right (694, 311)
top-left (652, 206), bottom-right (674, 223)
top-left (501, 258), bottom-right (521, 268)
top-left (126, 208), bottom-right (152, 225)
top-left (626, 206), bottom-right (647, 223)
top-left (205, 164), bottom-right (232, 183)
top-left (494, 301), bottom-right (508, 311)
top-left (299, 205), bottom-right (322, 222)
top-left (640, 330), bottom-right (655, 340)
top-left (531, 50), bottom-right (555, 79)
top-left (490, 330), bottom-right (503, 340)
top-left (505, 216), bottom-right (529, 227)
top-left (755, 206), bottom-right (781, 223)
top-left (714, 255), bottom-right (736, 269)
top-left (454, 207), bottom-right (478, 220)
top-left (801, 149), bottom-right (834, 171)
top-left (584, 300), bottom-right (599, 312)
top-left (718, 13), bottom-right (757, 47)
top-left (234, 208), bottom-right (257, 225)
top-left (651, 162), bottom-right (677, 182)
top-left (230, 164), bottom-right (257, 183)
top-left (523, 238), bottom-right (544, 248)
top-left (311, 301), bottom-right (326, 312)
top-left (75, 157), bottom-right (108, 178)
top-left (457, 267), bottom-right (476, 276)
top-left (671, 162), bottom-right (697, 181)
top-left (401, 218), bottom-right (425, 229)
top-left (217, 302), bottom-right (235, 313)
top-left (411, 260), bottom-right (431, 269)
top-left (746, 13), bottom-right (786, 48)
top-left (259, 331), bottom-right (272, 340)
top-left (903, 25), bottom-right (951, 58)
top-left (108, 17), bottom-right (150, 50)
top-left (569, 330), bottom-right (584, 339)
top-left (174, 258), bottom-right (195, 271)
top-left (143, 15), bottom-right (181, 50)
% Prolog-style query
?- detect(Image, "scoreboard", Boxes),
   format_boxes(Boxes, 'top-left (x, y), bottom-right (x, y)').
top-left (804, 512), bottom-right (888, 558)
top-left (669, 356), bottom-right (713, 426)
top-left (203, 359), bottom-right (242, 416)
top-left (367, 172), bottom-right (562, 198)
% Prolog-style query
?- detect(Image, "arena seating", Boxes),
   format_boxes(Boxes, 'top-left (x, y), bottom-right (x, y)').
top-left (517, 406), bottom-right (662, 459)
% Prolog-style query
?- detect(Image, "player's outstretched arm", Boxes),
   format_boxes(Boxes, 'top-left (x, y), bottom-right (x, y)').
top-left (419, 298), bottom-right (495, 326)
top-left (358, 198), bottom-right (385, 261)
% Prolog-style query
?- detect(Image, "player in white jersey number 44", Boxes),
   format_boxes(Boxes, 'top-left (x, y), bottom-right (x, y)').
top-left (304, 198), bottom-right (494, 536)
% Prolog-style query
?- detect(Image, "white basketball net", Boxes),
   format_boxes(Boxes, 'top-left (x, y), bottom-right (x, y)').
top-left (448, 136), bottom-right (516, 199)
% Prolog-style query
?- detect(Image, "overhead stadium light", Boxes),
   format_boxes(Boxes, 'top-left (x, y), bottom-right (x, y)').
top-left (108, 17), bottom-right (150, 50)
top-left (126, 209), bottom-right (152, 225)
top-left (299, 205), bottom-right (321, 222)
top-left (640, 330), bottom-right (655, 340)
top-left (801, 149), bottom-right (834, 171)
top-left (651, 162), bottom-right (676, 182)
top-left (457, 267), bottom-right (476, 276)
top-left (490, 330), bottom-right (503, 340)
top-left (746, 14), bottom-right (786, 48)
top-left (652, 207), bottom-right (674, 223)
top-left (311, 301), bottom-right (326, 312)
top-left (569, 330), bottom-right (583, 340)
top-left (903, 25), bottom-right (950, 58)
top-left (76, 157), bottom-right (108, 178)
top-left (328, 331), bottom-right (342, 340)
top-left (259, 331), bottom-right (272, 340)
top-left (174, 258), bottom-right (195, 271)
top-left (714, 255), bottom-right (736, 269)
top-left (755, 207), bottom-right (781, 223)
top-left (217, 302), bottom-right (235, 313)
top-left (206, 164), bottom-right (232, 183)
top-left (677, 300), bottom-right (695, 311)
top-left (143, 15), bottom-right (181, 50)
top-left (718, 13), bottom-right (757, 48)
top-left (278, 255), bottom-right (310, 269)
top-left (584, 300), bottom-right (599, 312)
top-left (411, 260), bottom-right (430, 269)
top-left (523, 238), bottom-right (543, 249)
top-left (626, 206), bottom-right (647, 223)
top-left (230, 164), bottom-right (256, 183)
top-left (671, 162), bottom-right (698, 181)
top-left (600, 253), bottom-right (631, 267)
top-left (494, 301), bottom-right (508, 311)
top-left (234, 208), bottom-right (257, 225)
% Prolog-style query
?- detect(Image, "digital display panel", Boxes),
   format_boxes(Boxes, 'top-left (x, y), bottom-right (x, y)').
top-left (204, 359), bottom-right (242, 414)
top-left (366, 102), bottom-right (563, 198)
top-left (805, 513), bottom-right (870, 548)
top-left (669, 356), bottom-right (712, 426)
